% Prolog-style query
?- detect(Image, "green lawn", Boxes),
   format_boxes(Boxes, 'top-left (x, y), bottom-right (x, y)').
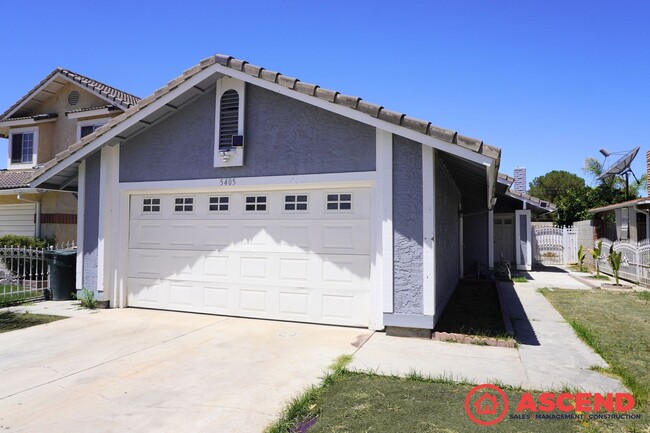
top-left (541, 289), bottom-right (650, 406)
top-left (267, 288), bottom-right (650, 433)
top-left (0, 285), bottom-right (45, 307)
top-left (0, 311), bottom-right (66, 333)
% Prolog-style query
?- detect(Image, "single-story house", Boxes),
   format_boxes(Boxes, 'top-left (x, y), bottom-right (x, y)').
top-left (30, 54), bottom-right (515, 334)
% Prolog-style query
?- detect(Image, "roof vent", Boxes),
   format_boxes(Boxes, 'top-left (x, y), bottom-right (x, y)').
top-left (68, 91), bottom-right (80, 106)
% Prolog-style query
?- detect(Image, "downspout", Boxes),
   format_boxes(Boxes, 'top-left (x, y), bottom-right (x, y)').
top-left (16, 192), bottom-right (42, 238)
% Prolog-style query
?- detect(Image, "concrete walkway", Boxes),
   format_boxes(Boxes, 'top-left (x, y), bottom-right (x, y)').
top-left (351, 269), bottom-right (625, 393)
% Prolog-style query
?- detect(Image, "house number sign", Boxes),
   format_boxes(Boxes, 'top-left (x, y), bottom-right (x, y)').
top-left (219, 178), bottom-right (236, 186)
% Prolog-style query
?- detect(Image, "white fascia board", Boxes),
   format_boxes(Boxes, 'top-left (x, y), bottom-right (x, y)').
top-left (66, 108), bottom-right (116, 120)
top-left (505, 191), bottom-right (555, 213)
top-left (0, 117), bottom-right (57, 128)
top-left (215, 65), bottom-right (494, 167)
top-left (30, 65), bottom-right (221, 187)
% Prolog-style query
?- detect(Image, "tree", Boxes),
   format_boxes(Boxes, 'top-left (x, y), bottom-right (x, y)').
top-left (528, 171), bottom-right (586, 203)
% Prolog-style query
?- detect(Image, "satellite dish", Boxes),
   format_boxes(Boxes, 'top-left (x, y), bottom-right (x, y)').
top-left (597, 146), bottom-right (640, 180)
top-left (596, 146), bottom-right (640, 200)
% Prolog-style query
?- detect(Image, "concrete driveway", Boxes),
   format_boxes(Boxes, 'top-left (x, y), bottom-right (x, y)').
top-left (0, 305), bottom-right (371, 433)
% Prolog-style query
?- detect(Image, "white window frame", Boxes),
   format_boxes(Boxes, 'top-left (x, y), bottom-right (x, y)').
top-left (244, 195), bottom-right (268, 212)
top-left (325, 192), bottom-right (353, 213)
top-left (77, 117), bottom-right (111, 141)
top-left (208, 195), bottom-right (231, 213)
top-left (283, 193), bottom-right (309, 213)
top-left (8, 127), bottom-right (39, 170)
top-left (213, 77), bottom-right (245, 168)
top-left (173, 197), bottom-right (195, 213)
top-left (141, 197), bottom-right (162, 214)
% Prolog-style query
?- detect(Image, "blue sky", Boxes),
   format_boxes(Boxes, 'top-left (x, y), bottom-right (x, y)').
top-left (1, 0), bottom-right (648, 187)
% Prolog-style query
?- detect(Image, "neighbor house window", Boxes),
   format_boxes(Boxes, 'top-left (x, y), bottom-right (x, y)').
top-left (174, 197), bottom-right (194, 212)
top-left (326, 193), bottom-right (352, 211)
top-left (142, 198), bottom-right (161, 213)
top-left (245, 196), bottom-right (267, 212)
top-left (77, 118), bottom-right (109, 140)
top-left (9, 129), bottom-right (37, 165)
top-left (284, 194), bottom-right (308, 211)
top-left (209, 196), bottom-right (229, 212)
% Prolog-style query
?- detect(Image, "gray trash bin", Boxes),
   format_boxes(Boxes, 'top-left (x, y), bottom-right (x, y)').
top-left (44, 249), bottom-right (77, 301)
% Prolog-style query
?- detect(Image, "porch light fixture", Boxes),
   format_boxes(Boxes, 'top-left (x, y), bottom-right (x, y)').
top-left (219, 147), bottom-right (234, 163)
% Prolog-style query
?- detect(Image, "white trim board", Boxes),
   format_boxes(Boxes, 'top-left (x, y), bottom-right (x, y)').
top-left (422, 146), bottom-right (435, 316)
top-left (118, 171), bottom-right (375, 194)
top-left (75, 160), bottom-right (86, 292)
top-left (374, 129), bottom-right (393, 322)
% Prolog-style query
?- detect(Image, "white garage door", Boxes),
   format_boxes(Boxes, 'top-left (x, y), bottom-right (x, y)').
top-left (0, 204), bottom-right (35, 237)
top-left (127, 187), bottom-right (371, 326)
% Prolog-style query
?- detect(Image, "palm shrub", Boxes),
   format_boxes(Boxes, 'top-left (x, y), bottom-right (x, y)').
top-left (577, 245), bottom-right (586, 272)
top-left (608, 245), bottom-right (622, 285)
top-left (588, 240), bottom-right (603, 277)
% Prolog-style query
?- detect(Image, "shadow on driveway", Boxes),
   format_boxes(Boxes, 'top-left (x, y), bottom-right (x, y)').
top-left (497, 281), bottom-right (540, 346)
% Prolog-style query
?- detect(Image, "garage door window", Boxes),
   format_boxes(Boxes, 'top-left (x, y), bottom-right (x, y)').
top-left (326, 193), bottom-right (352, 211)
top-left (284, 194), bottom-right (308, 211)
top-left (245, 195), bottom-right (267, 211)
top-left (174, 197), bottom-right (194, 212)
top-left (142, 198), bottom-right (161, 213)
top-left (209, 196), bottom-right (229, 212)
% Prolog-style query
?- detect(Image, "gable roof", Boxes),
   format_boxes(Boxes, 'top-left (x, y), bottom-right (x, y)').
top-left (0, 68), bottom-right (140, 122)
top-left (29, 54), bottom-right (502, 205)
top-left (497, 172), bottom-right (556, 214)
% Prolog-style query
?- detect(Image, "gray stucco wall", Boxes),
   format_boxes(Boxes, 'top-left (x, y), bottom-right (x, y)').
top-left (392, 135), bottom-right (423, 315)
top-left (463, 212), bottom-right (489, 276)
top-left (83, 152), bottom-right (101, 292)
top-left (119, 84), bottom-right (375, 182)
top-left (434, 158), bottom-right (461, 318)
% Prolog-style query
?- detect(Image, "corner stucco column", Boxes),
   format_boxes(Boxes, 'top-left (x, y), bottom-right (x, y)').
top-left (515, 209), bottom-right (532, 271)
top-left (97, 144), bottom-right (122, 305)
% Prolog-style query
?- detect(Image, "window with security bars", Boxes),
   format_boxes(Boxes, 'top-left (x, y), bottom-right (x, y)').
top-left (285, 194), bottom-right (308, 211)
top-left (209, 196), bottom-right (229, 212)
top-left (142, 198), bottom-right (161, 212)
top-left (245, 196), bottom-right (267, 211)
top-left (174, 197), bottom-right (194, 212)
top-left (219, 89), bottom-right (239, 149)
top-left (326, 193), bottom-right (352, 211)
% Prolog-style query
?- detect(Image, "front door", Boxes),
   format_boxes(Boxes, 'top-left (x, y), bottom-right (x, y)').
top-left (494, 214), bottom-right (515, 265)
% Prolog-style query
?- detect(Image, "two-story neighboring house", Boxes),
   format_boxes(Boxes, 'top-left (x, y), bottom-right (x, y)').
top-left (0, 69), bottom-right (140, 242)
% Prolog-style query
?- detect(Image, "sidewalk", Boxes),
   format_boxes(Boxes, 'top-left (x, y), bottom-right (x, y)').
top-left (351, 269), bottom-right (625, 393)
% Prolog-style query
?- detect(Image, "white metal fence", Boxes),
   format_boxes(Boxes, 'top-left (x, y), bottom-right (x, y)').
top-left (596, 238), bottom-right (650, 286)
top-left (0, 242), bottom-right (76, 306)
top-left (532, 226), bottom-right (578, 265)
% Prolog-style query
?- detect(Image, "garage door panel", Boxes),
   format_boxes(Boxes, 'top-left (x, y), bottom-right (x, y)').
top-left (128, 188), bottom-right (371, 326)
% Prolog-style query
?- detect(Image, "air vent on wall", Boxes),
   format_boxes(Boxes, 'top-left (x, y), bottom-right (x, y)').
top-left (68, 90), bottom-right (80, 106)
